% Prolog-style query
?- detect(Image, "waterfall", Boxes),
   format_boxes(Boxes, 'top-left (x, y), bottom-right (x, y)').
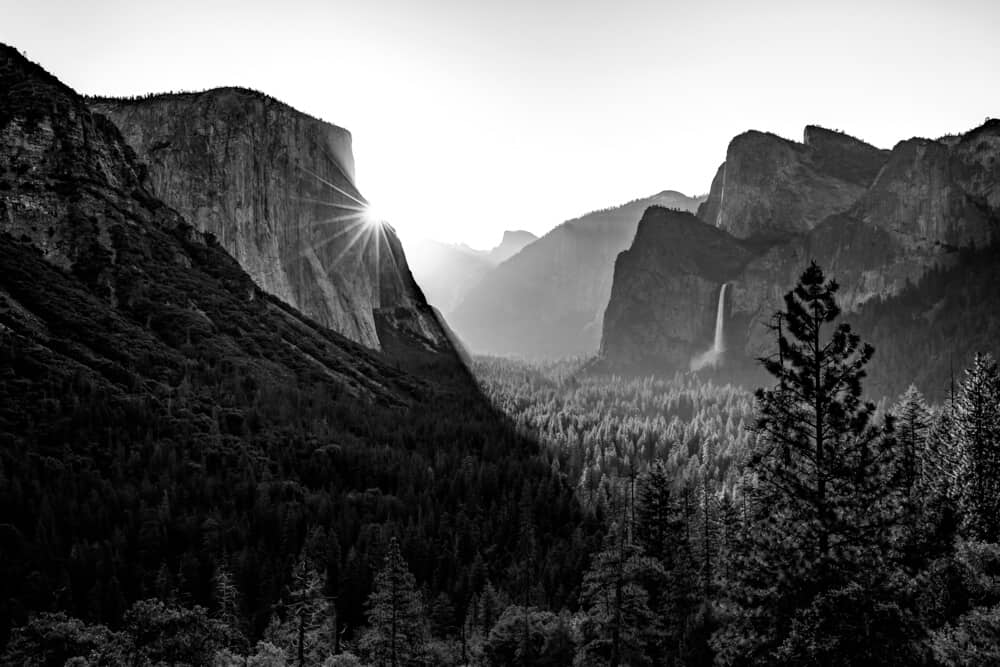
top-left (713, 282), bottom-right (728, 354)
top-left (690, 282), bottom-right (728, 371)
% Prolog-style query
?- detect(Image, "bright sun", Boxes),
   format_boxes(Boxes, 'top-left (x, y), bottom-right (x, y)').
top-left (363, 202), bottom-right (387, 227)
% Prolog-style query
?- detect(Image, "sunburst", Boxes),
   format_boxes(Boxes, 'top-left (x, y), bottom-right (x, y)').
top-left (295, 167), bottom-right (397, 286)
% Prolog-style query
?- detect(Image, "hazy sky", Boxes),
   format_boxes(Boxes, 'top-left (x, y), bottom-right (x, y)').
top-left (4, 0), bottom-right (999, 248)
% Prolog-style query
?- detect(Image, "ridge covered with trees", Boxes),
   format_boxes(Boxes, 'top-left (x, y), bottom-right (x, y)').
top-left (0, 42), bottom-right (597, 664)
top-left (10, 262), bottom-right (1000, 665)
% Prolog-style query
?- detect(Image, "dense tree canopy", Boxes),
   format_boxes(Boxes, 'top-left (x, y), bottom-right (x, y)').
top-left (6, 261), bottom-right (1000, 665)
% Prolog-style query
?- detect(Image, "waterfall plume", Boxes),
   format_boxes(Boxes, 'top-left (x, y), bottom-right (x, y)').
top-left (690, 282), bottom-right (728, 371)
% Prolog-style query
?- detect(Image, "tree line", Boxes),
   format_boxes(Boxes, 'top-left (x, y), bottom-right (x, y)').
top-left (7, 262), bottom-right (1000, 664)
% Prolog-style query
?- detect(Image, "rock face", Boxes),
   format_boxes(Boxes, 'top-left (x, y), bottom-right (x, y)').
top-left (487, 229), bottom-right (537, 263)
top-left (449, 190), bottom-right (705, 358)
top-left (89, 90), bottom-right (448, 354)
top-left (0, 43), bottom-right (420, 404)
top-left (600, 207), bottom-right (753, 370)
top-left (0, 47), bottom-right (587, 640)
top-left (697, 126), bottom-right (888, 240)
top-left (602, 122), bottom-right (1000, 373)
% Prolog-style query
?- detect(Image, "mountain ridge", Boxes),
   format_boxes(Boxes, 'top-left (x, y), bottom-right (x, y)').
top-left (0, 41), bottom-right (592, 646)
top-left (599, 121), bottom-right (1000, 383)
top-left (89, 87), bottom-right (447, 357)
top-left (696, 125), bottom-right (889, 240)
top-left (403, 228), bottom-right (538, 316)
top-left (448, 190), bottom-right (705, 358)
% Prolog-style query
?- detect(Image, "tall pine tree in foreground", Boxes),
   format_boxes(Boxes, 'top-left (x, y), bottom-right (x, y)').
top-left (891, 385), bottom-right (935, 567)
top-left (954, 353), bottom-right (1000, 542)
top-left (713, 262), bottom-right (913, 666)
top-left (360, 538), bottom-right (428, 667)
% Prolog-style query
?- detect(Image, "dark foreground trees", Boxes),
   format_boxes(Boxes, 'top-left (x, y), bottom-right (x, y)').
top-left (360, 538), bottom-right (428, 667)
top-left (713, 261), bottom-right (914, 665)
top-left (7, 262), bottom-right (1000, 665)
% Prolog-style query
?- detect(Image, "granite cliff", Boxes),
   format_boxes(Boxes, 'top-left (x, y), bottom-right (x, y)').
top-left (487, 229), bottom-right (537, 263)
top-left (0, 45), bottom-right (589, 643)
top-left (0, 43), bottom-right (418, 404)
top-left (601, 122), bottom-right (1000, 375)
top-left (449, 190), bottom-right (705, 358)
top-left (599, 207), bottom-right (752, 370)
top-left (697, 126), bottom-right (888, 240)
top-left (89, 90), bottom-right (448, 356)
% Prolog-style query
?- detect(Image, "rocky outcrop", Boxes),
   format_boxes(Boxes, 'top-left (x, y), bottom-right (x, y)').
top-left (488, 229), bottom-right (537, 263)
top-left (603, 122), bottom-right (1000, 373)
top-left (856, 132), bottom-right (998, 250)
top-left (600, 207), bottom-right (752, 370)
top-left (89, 90), bottom-right (449, 354)
top-left (696, 126), bottom-right (889, 240)
top-left (449, 190), bottom-right (705, 358)
top-left (0, 43), bottom-right (420, 404)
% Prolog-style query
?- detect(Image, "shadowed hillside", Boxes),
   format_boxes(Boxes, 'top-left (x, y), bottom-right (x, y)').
top-left (0, 43), bottom-right (597, 649)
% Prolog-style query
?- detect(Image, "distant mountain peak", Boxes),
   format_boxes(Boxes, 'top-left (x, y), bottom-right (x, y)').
top-left (448, 189), bottom-right (704, 358)
top-left (488, 229), bottom-right (538, 263)
top-left (652, 189), bottom-right (693, 199)
top-left (500, 229), bottom-right (537, 243)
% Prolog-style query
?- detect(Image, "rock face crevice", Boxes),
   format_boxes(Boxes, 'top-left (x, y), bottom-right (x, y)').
top-left (602, 122), bottom-right (1000, 372)
top-left (89, 90), bottom-right (448, 354)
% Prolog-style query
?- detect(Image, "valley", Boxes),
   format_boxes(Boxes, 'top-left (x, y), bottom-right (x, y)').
top-left (2, 3), bottom-right (1000, 661)
top-left (0, 44), bottom-right (594, 664)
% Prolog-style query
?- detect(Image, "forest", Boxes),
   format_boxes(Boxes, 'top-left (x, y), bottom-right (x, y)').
top-left (850, 242), bottom-right (1000, 401)
top-left (5, 261), bottom-right (1000, 665)
top-left (0, 229), bottom-right (599, 665)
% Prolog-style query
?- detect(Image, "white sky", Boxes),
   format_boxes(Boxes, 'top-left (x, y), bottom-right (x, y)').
top-left (3, 0), bottom-right (998, 248)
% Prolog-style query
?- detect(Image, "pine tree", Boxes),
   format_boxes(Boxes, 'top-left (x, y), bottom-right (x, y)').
top-left (212, 561), bottom-right (246, 650)
top-left (360, 538), bottom-right (428, 667)
top-left (894, 385), bottom-right (930, 496)
top-left (696, 468), bottom-right (720, 604)
top-left (635, 462), bottom-right (685, 566)
top-left (714, 262), bottom-right (905, 665)
top-left (954, 353), bottom-right (1000, 541)
top-left (576, 521), bottom-right (663, 667)
top-left (264, 554), bottom-right (336, 666)
top-left (925, 402), bottom-right (959, 501)
top-left (917, 401), bottom-right (963, 560)
top-left (515, 483), bottom-right (538, 664)
top-left (754, 262), bottom-right (894, 579)
top-left (634, 462), bottom-right (696, 662)
top-left (481, 582), bottom-right (507, 637)
top-left (891, 385), bottom-right (933, 565)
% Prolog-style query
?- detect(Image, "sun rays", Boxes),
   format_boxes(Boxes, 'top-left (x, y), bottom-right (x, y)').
top-left (294, 167), bottom-right (400, 288)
